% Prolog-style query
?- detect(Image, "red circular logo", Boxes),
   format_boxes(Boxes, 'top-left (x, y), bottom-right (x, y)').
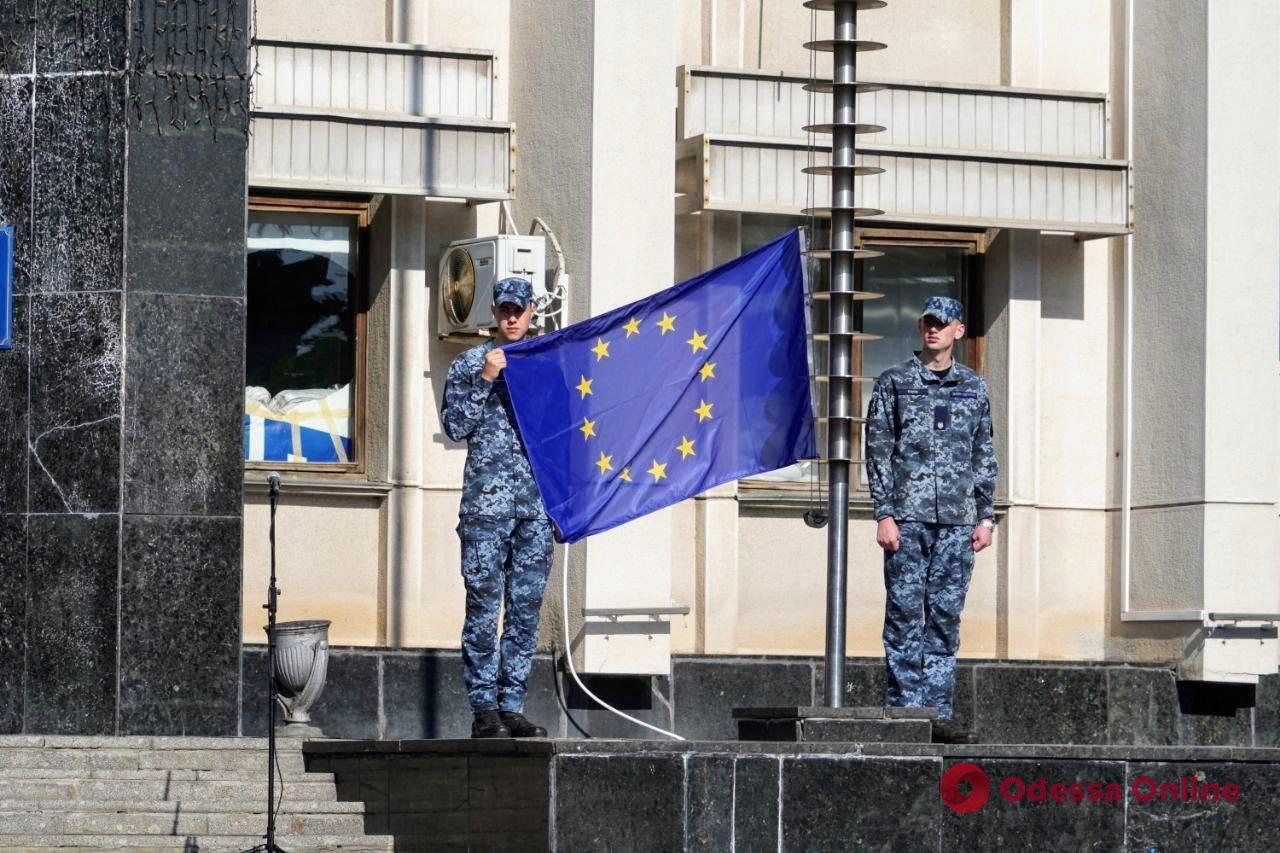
top-left (940, 762), bottom-right (991, 814)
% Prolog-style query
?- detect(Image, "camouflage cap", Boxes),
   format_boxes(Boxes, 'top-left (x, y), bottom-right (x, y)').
top-left (492, 276), bottom-right (534, 308)
top-left (920, 296), bottom-right (964, 324)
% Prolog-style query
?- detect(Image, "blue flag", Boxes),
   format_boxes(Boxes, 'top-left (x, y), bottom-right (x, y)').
top-left (503, 228), bottom-right (814, 543)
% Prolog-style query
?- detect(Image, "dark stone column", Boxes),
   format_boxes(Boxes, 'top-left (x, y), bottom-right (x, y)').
top-left (0, 1), bottom-right (248, 735)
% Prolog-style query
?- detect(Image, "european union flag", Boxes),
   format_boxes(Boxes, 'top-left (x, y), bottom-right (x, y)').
top-left (503, 228), bottom-right (814, 542)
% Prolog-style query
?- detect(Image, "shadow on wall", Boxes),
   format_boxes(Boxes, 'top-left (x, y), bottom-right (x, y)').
top-left (1039, 233), bottom-right (1087, 321)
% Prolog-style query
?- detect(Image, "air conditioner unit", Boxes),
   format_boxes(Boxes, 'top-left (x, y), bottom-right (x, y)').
top-left (437, 235), bottom-right (547, 336)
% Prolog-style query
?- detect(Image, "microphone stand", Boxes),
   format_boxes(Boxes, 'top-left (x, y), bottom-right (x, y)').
top-left (246, 472), bottom-right (287, 853)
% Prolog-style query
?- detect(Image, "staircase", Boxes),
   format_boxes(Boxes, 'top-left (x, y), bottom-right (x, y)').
top-left (0, 736), bottom-right (390, 851)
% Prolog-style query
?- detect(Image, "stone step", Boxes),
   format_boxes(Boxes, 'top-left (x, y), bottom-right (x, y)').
top-left (0, 800), bottom-right (365, 815)
top-left (0, 834), bottom-right (396, 851)
top-left (0, 776), bottom-right (338, 803)
top-left (0, 737), bottom-right (305, 751)
top-left (0, 809), bottom-right (368, 837)
top-left (0, 767), bottom-right (332, 783)
top-left (0, 749), bottom-right (306, 774)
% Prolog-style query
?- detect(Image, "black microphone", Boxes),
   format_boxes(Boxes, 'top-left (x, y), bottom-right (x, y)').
top-left (268, 471), bottom-right (281, 500)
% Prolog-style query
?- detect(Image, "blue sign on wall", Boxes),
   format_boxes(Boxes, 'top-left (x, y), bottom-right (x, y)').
top-left (0, 226), bottom-right (11, 350)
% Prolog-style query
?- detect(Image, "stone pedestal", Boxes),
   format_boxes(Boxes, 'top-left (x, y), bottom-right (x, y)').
top-left (0, 2), bottom-right (249, 735)
top-left (734, 706), bottom-right (937, 743)
top-left (304, 738), bottom-right (1280, 850)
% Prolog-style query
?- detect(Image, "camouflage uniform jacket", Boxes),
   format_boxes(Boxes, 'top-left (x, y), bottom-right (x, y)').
top-left (864, 355), bottom-right (997, 525)
top-left (441, 340), bottom-right (547, 520)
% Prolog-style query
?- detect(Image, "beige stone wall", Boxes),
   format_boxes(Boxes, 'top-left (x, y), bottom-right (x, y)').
top-left (676, 0), bottom-right (1004, 85)
top-left (241, 0), bottom-right (1280, 674)
top-left (242, 494), bottom-right (384, 646)
top-left (732, 510), bottom-right (1000, 657)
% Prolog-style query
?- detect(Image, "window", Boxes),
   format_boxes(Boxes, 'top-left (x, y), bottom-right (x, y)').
top-left (244, 198), bottom-right (368, 472)
top-left (858, 240), bottom-right (976, 379)
top-left (737, 215), bottom-right (985, 488)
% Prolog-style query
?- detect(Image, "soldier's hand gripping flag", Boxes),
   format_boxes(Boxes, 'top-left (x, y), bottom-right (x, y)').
top-left (502, 229), bottom-right (815, 543)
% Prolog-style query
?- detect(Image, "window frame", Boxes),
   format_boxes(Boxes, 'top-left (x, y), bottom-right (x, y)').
top-left (245, 194), bottom-right (371, 478)
top-left (851, 228), bottom-right (988, 419)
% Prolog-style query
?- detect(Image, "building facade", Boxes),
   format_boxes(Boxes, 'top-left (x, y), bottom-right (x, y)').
top-left (237, 0), bottom-right (1280, 688)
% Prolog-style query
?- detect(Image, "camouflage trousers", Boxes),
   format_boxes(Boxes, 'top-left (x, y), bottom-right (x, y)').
top-left (882, 521), bottom-right (974, 719)
top-left (458, 516), bottom-right (554, 713)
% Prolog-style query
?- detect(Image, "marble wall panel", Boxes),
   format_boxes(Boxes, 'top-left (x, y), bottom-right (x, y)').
top-left (0, 3), bottom-right (37, 75)
top-left (940, 758), bottom-right (1127, 850)
top-left (241, 648), bottom-right (379, 739)
top-left (0, 514), bottom-right (26, 733)
top-left (24, 513), bottom-right (117, 734)
top-left (782, 756), bottom-right (942, 851)
top-left (973, 665), bottom-right (1108, 744)
top-left (27, 292), bottom-right (121, 514)
top-left (734, 756), bottom-right (781, 851)
top-left (553, 754), bottom-right (684, 851)
top-left (35, 0), bottom-right (126, 73)
top-left (0, 295), bottom-right (29, 511)
top-left (686, 755), bottom-right (735, 850)
top-left (32, 73), bottom-right (124, 294)
top-left (125, 74), bottom-right (248, 299)
top-left (0, 77), bottom-right (34, 298)
top-left (1126, 761), bottom-right (1280, 851)
top-left (130, 0), bottom-right (251, 78)
top-left (382, 651), bottom-right (472, 740)
top-left (1256, 673), bottom-right (1280, 748)
top-left (123, 292), bottom-right (243, 516)
top-left (1106, 667), bottom-right (1179, 746)
top-left (672, 658), bottom-right (814, 740)
top-left (118, 514), bottom-right (241, 735)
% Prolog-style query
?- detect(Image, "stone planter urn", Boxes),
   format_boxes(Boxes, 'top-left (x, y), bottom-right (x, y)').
top-left (267, 619), bottom-right (332, 737)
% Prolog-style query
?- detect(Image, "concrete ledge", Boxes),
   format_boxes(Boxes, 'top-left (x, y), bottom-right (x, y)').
top-left (304, 737), bottom-right (1280, 763)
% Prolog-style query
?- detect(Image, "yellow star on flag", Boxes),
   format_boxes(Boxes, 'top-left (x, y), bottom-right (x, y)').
top-left (656, 312), bottom-right (676, 335)
top-left (575, 375), bottom-right (594, 399)
top-left (622, 317), bottom-right (641, 337)
top-left (579, 417), bottom-right (597, 440)
top-left (676, 436), bottom-right (696, 459)
top-left (698, 362), bottom-right (716, 382)
top-left (595, 451), bottom-right (613, 475)
top-left (647, 459), bottom-right (668, 482)
top-left (591, 338), bottom-right (610, 361)
top-left (686, 330), bottom-right (708, 354)
top-left (694, 399), bottom-right (713, 422)
top-left (619, 467), bottom-right (633, 482)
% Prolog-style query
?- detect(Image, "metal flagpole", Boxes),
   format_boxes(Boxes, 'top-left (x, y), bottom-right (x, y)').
top-left (802, 0), bottom-right (887, 708)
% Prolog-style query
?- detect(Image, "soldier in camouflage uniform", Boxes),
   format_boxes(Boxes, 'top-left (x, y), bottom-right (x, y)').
top-left (864, 296), bottom-right (998, 744)
top-left (441, 277), bottom-right (552, 739)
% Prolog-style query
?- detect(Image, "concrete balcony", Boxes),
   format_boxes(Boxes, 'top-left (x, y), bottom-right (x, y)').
top-left (249, 38), bottom-right (514, 199)
top-left (676, 65), bottom-right (1130, 236)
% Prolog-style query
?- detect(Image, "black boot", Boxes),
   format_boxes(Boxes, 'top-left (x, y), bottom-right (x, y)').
top-left (932, 719), bottom-right (977, 744)
top-left (499, 711), bottom-right (547, 738)
top-left (471, 709), bottom-right (512, 739)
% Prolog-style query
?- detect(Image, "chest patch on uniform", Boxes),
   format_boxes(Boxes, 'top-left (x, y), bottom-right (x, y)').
top-left (895, 388), bottom-right (928, 397)
top-left (950, 391), bottom-right (978, 399)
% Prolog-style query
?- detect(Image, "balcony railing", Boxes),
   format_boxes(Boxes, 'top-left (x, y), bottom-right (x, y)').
top-left (249, 39), bottom-right (513, 199)
top-left (676, 65), bottom-right (1130, 235)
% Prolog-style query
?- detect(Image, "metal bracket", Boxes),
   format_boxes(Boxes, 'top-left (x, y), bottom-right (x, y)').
top-left (582, 606), bottom-right (691, 619)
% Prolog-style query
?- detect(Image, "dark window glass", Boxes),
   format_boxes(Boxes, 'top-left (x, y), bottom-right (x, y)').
top-left (244, 210), bottom-right (358, 465)
top-left (861, 245), bottom-right (968, 379)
